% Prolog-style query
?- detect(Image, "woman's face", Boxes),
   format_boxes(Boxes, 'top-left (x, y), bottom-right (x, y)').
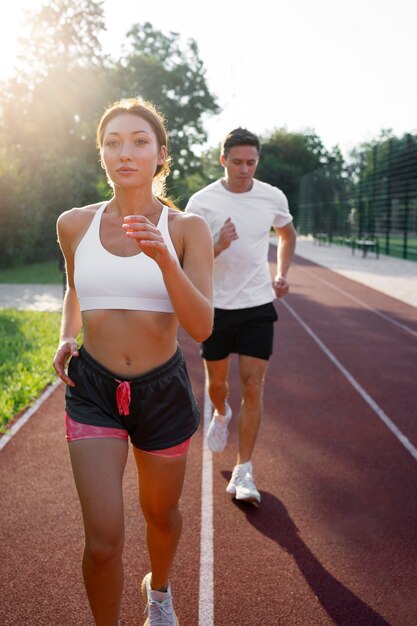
top-left (101, 112), bottom-right (166, 189)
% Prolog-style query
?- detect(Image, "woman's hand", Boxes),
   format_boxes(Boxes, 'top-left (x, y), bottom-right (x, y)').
top-left (53, 339), bottom-right (79, 386)
top-left (122, 215), bottom-right (173, 268)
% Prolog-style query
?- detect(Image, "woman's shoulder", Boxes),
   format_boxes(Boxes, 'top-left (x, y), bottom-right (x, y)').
top-left (58, 201), bottom-right (104, 221)
top-left (169, 208), bottom-right (211, 232)
top-left (57, 202), bottom-right (103, 239)
top-left (57, 202), bottom-right (104, 231)
top-left (168, 210), bottom-right (212, 258)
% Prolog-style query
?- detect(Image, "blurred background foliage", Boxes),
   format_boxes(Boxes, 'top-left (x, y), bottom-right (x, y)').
top-left (0, 0), bottom-right (415, 269)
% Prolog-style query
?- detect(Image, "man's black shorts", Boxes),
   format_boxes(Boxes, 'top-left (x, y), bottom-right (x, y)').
top-left (201, 302), bottom-right (278, 361)
top-left (65, 345), bottom-right (200, 450)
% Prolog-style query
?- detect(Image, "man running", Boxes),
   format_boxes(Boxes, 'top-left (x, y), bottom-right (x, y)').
top-left (185, 127), bottom-right (297, 506)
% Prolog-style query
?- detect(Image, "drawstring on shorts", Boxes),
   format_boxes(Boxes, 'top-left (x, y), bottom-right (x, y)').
top-left (115, 380), bottom-right (131, 416)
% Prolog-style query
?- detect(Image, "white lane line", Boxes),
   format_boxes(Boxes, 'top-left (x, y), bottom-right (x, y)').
top-left (297, 264), bottom-right (417, 339)
top-left (198, 383), bottom-right (214, 626)
top-left (282, 299), bottom-right (417, 462)
top-left (0, 379), bottom-right (62, 451)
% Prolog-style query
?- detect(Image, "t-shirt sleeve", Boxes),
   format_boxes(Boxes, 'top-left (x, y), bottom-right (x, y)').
top-left (272, 189), bottom-right (293, 228)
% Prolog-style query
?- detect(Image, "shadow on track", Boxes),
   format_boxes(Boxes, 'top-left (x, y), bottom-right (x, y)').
top-left (221, 471), bottom-right (391, 626)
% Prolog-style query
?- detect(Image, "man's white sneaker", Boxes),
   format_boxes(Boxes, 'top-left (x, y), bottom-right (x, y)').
top-left (206, 403), bottom-right (232, 452)
top-left (226, 461), bottom-right (261, 506)
top-left (141, 572), bottom-right (179, 626)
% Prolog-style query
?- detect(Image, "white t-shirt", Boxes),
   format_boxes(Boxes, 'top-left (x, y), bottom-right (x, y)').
top-left (185, 178), bottom-right (293, 309)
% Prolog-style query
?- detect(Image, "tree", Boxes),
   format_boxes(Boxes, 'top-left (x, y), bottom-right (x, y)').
top-left (298, 146), bottom-right (353, 237)
top-left (0, 12), bottom-right (221, 266)
top-left (16, 0), bottom-right (106, 86)
top-left (112, 22), bottom-right (220, 196)
top-left (0, 0), bottom-right (108, 266)
top-left (255, 128), bottom-right (328, 223)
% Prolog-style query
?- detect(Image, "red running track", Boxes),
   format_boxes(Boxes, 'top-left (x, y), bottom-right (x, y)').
top-left (1, 251), bottom-right (417, 626)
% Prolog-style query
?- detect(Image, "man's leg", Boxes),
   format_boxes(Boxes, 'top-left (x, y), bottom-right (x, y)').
top-left (237, 354), bottom-right (268, 465)
top-left (204, 357), bottom-right (230, 414)
top-left (225, 355), bottom-right (268, 506)
top-left (204, 358), bottom-right (233, 452)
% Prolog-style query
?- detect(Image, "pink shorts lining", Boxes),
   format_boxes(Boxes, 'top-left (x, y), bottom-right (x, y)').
top-left (65, 414), bottom-right (190, 458)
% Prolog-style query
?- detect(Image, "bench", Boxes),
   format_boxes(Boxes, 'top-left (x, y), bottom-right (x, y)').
top-left (314, 232), bottom-right (330, 246)
top-left (352, 237), bottom-right (379, 259)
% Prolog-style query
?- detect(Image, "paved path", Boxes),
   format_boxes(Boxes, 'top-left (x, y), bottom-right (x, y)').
top-left (293, 237), bottom-right (417, 308)
top-left (0, 283), bottom-right (63, 312)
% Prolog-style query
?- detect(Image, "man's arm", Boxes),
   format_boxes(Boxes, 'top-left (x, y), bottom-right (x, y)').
top-left (185, 197), bottom-right (238, 259)
top-left (273, 222), bottom-right (297, 298)
top-left (213, 217), bottom-right (238, 257)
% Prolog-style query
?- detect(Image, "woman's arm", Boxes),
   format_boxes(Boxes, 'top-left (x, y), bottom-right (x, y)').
top-left (53, 211), bottom-right (83, 386)
top-left (124, 211), bottom-right (214, 342)
top-left (162, 213), bottom-right (214, 342)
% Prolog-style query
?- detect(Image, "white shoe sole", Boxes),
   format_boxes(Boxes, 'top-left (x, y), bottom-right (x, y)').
top-left (226, 482), bottom-right (261, 506)
top-left (235, 490), bottom-right (261, 507)
top-left (226, 481), bottom-right (237, 495)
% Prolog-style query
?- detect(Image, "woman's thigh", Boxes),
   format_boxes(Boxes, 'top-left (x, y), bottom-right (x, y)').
top-left (69, 438), bottom-right (129, 539)
top-left (133, 447), bottom-right (188, 519)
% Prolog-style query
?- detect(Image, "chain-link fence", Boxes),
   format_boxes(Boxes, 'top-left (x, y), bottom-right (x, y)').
top-left (298, 133), bottom-right (417, 261)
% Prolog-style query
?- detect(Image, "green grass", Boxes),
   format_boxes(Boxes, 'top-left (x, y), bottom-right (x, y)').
top-left (0, 260), bottom-right (63, 284)
top-left (0, 310), bottom-right (61, 431)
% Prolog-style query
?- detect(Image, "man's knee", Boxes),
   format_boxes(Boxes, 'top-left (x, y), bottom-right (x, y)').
top-left (241, 373), bottom-right (265, 403)
top-left (208, 376), bottom-right (228, 394)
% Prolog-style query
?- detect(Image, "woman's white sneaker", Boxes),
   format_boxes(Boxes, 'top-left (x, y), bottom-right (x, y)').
top-left (206, 403), bottom-right (232, 452)
top-left (226, 461), bottom-right (261, 506)
top-left (141, 572), bottom-right (179, 626)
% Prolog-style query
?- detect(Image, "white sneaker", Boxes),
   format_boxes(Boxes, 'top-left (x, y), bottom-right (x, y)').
top-left (206, 403), bottom-right (232, 452)
top-left (226, 461), bottom-right (261, 506)
top-left (141, 572), bottom-right (179, 626)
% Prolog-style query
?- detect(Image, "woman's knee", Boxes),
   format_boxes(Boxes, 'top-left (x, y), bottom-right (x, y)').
top-left (141, 501), bottom-right (182, 533)
top-left (84, 533), bottom-right (124, 568)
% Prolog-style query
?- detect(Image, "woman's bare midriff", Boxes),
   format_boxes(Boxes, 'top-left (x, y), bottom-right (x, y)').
top-left (81, 309), bottom-right (179, 377)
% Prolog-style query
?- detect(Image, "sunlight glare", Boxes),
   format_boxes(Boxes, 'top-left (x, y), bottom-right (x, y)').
top-left (0, 1), bottom-right (38, 79)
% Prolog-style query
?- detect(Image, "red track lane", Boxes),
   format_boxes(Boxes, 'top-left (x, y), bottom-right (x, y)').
top-left (1, 251), bottom-right (417, 625)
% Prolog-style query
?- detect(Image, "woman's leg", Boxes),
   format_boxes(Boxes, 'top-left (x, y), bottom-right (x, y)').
top-left (69, 438), bottom-right (129, 626)
top-left (132, 447), bottom-right (188, 591)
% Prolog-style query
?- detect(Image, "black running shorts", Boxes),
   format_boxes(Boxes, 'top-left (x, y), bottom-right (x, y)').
top-left (201, 302), bottom-right (278, 361)
top-left (65, 345), bottom-right (200, 450)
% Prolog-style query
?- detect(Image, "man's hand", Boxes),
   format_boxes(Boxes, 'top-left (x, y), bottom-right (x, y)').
top-left (273, 275), bottom-right (290, 298)
top-left (214, 217), bottom-right (238, 256)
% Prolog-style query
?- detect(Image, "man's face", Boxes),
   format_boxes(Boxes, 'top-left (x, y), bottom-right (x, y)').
top-left (221, 145), bottom-right (259, 191)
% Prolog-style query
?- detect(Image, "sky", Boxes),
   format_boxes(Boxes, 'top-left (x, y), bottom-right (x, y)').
top-left (1, 0), bottom-right (416, 156)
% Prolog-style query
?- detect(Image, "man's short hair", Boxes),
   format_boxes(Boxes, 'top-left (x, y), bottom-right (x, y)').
top-left (221, 128), bottom-right (261, 157)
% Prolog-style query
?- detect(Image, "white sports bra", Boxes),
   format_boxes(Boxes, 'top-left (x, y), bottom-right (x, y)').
top-left (74, 202), bottom-right (180, 312)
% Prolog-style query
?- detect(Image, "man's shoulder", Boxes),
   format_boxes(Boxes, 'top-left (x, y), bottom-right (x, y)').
top-left (185, 179), bottom-right (225, 213)
top-left (189, 179), bottom-right (223, 199)
top-left (253, 178), bottom-right (286, 198)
